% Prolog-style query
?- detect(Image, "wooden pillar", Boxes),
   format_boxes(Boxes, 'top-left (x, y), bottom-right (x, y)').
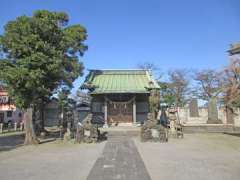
top-left (133, 98), bottom-right (136, 124)
top-left (103, 97), bottom-right (108, 128)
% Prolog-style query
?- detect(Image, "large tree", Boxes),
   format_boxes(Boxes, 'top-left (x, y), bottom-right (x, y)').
top-left (0, 10), bottom-right (87, 144)
top-left (57, 87), bottom-right (76, 132)
top-left (222, 58), bottom-right (240, 107)
top-left (193, 69), bottom-right (222, 101)
top-left (137, 61), bottom-right (162, 80)
top-left (158, 82), bottom-right (175, 107)
top-left (222, 58), bottom-right (240, 123)
top-left (168, 69), bottom-right (190, 107)
top-left (193, 69), bottom-right (223, 123)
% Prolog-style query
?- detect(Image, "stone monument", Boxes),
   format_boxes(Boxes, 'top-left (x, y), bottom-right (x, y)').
top-left (189, 99), bottom-right (199, 117)
top-left (207, 98), bottom-right (222, 124)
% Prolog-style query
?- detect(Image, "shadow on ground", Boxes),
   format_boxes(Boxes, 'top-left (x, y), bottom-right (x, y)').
top-left (0, 131), bottom-right (59, 152)
top-left (224, 132), bottom-right (240, 137)
top-left (98, 131), bottom-right (108, 142)
top-left (0, 133), bottom-right (25, 152)
top-left (0, 130), bottom-right (108, 152)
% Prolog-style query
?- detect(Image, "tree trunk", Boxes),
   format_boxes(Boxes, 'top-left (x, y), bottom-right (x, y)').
top-left (24, 108), bottom-right (39, 145)
top-left (41, 106), bottom-right (45, 131)
top-left (38, 103), bottom-right (46, 133)
top-left (62, 111), bottom-right (68, 132)
top-left (33, 103), bottom-right (46, 135)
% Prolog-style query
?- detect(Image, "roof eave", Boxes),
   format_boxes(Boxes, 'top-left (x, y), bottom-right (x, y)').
top-left (90, 91), bottom-right (150, 95)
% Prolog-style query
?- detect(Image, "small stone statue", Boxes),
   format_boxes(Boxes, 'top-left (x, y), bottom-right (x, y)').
top-left (75, 113), bottom-right (99, 143)
top-left (168, 107), bottom-right (183, 138)
top-left (168, 108), bottom-right (177, 137)
top-left (141, 113), bottom-right (168, 142)
top-left (75, 122), bottom-right (84, 143)
top-left (141, 113), bottom-right (155, 141)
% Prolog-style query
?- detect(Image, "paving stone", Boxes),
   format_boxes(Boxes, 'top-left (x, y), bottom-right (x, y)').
top-left (87, 134), bottom-right (151, 180)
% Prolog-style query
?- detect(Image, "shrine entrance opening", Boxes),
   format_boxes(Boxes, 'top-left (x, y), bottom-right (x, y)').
top-left (106, 95), bottom-right (135, 124)
top-left (108, 102), bottom-right (133, 124)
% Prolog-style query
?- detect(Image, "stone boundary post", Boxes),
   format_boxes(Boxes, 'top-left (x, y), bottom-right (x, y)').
top-left (14, 122), bottom-right (17, 131)
top-left (20, 122), bottom-right (24, 131)
top-left (0, 123), bottom-right (3, 133)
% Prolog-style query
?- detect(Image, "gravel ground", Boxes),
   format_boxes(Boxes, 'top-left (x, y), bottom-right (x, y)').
top-left (0, 140), bottom-right (106, 180)
top-left (1, 133), bottom-right (240, 180)
top-left (134, 133), bottom-right (240, 180)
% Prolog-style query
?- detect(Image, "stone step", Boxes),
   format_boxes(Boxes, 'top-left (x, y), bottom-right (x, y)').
top-left (106, 130), bottom-right (140, 137)
top-left (183, 124), bottom-right (235, 133)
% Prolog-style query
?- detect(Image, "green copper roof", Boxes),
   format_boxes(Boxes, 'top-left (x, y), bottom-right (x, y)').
top-left (82, 69), bottom-right (160, 94)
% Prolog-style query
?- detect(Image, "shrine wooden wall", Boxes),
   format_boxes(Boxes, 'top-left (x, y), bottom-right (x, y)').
top-left (91, 94), bottom-right (149, 124)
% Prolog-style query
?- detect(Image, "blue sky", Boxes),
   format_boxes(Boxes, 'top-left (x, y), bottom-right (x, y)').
top-left (0, 0), bottom-right (239, 93)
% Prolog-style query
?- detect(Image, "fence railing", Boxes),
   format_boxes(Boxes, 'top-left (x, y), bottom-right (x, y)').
top-left (0, 122), bottom-right (24, 134)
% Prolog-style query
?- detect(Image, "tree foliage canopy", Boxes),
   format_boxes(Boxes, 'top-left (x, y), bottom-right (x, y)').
top-left (0, 10), bottom-right (87, 109)
top-left (167, 69), bottom-right (190, 107)
top-left (222, 58), bottom-right (240, 107)
top-left (194, 69), bottom-right (222, 101)
top-left (158, 82), bottom-right (175, 107)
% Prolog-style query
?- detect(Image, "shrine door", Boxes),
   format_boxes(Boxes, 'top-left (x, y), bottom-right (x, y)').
top-left (108, 102), bottom-right (133, 124)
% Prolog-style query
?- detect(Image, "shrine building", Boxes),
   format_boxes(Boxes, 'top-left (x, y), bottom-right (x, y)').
top-left (81, 69), bottom-right (160, 126)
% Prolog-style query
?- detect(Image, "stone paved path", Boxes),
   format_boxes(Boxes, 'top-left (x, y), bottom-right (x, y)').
top-left (87, 133), bottom-right (151, 180)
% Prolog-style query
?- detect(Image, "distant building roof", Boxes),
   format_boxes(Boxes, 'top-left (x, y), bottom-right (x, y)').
top-left (228, 43), bottom-right (240, 55)
top-left (81, 69), bottom-right (160, 94)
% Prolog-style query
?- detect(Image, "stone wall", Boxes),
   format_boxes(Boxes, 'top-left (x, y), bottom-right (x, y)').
top-left (177, 107), bottom-right (240, 127)
top-left (233, 108), bottom-right (240, 127)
